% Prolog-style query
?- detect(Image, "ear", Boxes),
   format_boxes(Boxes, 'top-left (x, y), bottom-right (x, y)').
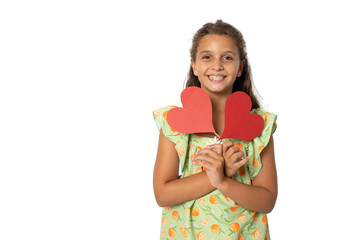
top-left (237, 59), bottom-right (246, 77)
top-left (191, 58), bottom-right (198, 76)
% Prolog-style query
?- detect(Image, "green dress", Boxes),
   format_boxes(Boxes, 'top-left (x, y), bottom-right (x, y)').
top-left (153, 105), bottom-right (277, 240)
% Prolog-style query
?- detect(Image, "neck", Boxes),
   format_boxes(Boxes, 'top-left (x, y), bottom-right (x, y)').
top-left (210, 95), bottom-right (228, 114)
top-left (206, 90), bottom-right (232, 136)
top-left (206, 91), bottom-right (232, 113)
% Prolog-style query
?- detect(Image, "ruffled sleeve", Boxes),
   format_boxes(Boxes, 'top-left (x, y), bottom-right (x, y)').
top-left (153, 106), bottom-right (190, 173)
top-left (153, 105), bottom-right (184, 145)
top-left (246, 108), bottom-right (278, 180)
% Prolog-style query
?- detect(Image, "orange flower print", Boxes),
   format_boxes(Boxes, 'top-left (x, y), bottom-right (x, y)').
top-left (168, 227), bottom-right (176, 237)
top-left (192, 207), bottom-right (200, 217)
top-left (238, 233), bottom-right (244, 240)
top-left (262, 215), bottom-right (267, 225)
top-left (237, 214), bottom-right (247, 222)
top-left (251, 211), bottom-right (256, 218)
top-left (223, 238), bottom-right (232, 240)
top-left (197, 231), bottom-right (206, 240)
top-left (211, 224), bottom-right (220, 234)
top-left (253, 228), bottom-right (261, 239)
top-left (253, 157), bottom-right (260, 167)
top-left (154, 109), bottom-right (160, 117)
top-left (265, 232), bottom-right (268, 240)
top-left (186, 207), bottom-right (190, 216)
top-left (264, 112), bottom-right (269, 122)
top-left (234, 142), bottom-right (243, 151)
top-left (163, 111), bottom-right (169, 120)
top-left (230, 205), bottom-right (238, 212)
top-left (162, 217), bottom-right (168, 226)
top-left (257, 145), bottom-right (264, 153)
top-left (172, 210), bottom-right (179, 221)
top-left (161, 227), bottom-right (165, 236)
top-left (209, 194), bottom-right (219, 205)
top-left (223, 195), bottom-right (232, 202)
top-left (179, 225), bottom-right (188, 238)
top-left (196, 167), bottom-right (203, 173)
top-left (230, 222), bottom-right (240, 232)
top-left (254, 216), bottom-right (259, 223)
top-left (165, 206), bottom-right (171, 211)
top-left (198, 198), bottom-right (205, 203)
top-left (176, 145), bottom-right (185, 156)
top-left (238, 166), bottom-right (245, 176)
top-left (200, 219), bottom-right (209, 226)
top-left (169, 125), bottom-right (177, 132)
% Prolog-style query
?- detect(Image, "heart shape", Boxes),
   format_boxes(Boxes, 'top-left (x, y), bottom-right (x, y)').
top-left (167, 86), bottom-right (215, 134)
top-left (167, 87), bottom-right (264, 140)
top-left (220, 91), bottom-right (264, 141)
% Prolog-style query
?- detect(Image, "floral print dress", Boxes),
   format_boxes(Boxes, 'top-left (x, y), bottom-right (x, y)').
top-left (153, 105), bottom-right (277, 240)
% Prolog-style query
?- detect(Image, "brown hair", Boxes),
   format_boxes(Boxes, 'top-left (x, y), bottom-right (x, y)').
top-left (185, 19), bottom-right (262, 109)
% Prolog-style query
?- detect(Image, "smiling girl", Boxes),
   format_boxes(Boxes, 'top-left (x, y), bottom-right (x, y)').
top-left (153, 20), bottom-right (278, 240)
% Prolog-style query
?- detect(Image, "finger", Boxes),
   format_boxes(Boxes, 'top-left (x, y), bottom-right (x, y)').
top-left (193, 155), bottom-right (225, 173)
top-left (234, 156), bottom-right (250, 168)
top-left (233, 149), bottom-right (245, 160)
top-left (224, 146), bottom-right (242, 160)
top-left (196, 148), bottom-right (223, 160)
top-left (193, 151), bottom-right (219, 162)
top-left (206, 143), bottom-right (222, 155)
top-left (192, 154), bottom-right (218, 166)
top-left (192, 158), bottom-right (213, 171)
top-left (222, 141), bottom-right (234, 152)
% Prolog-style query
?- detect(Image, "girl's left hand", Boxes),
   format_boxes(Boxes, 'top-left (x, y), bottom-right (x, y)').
top-left (192, 147), bottom-right (225, 188)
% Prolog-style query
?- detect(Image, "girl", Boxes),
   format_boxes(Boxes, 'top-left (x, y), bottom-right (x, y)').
top-left (153, 20), bottom-right (277, 240)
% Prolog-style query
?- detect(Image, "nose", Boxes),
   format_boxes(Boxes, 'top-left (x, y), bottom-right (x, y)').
top-left (212, 58), bottom-right (224, 71)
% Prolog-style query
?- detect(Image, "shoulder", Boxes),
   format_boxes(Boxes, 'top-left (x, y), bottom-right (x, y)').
top-left (250, 108), bottom-right (277, 122)
top-left (153, 105), bottom-right (179, 120)
top-left (152, 105), bottom-right (184, 145)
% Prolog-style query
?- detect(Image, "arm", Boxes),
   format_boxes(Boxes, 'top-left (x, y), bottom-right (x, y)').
top-left (217, 135), bottom-right (278, 213)
top-left (153, 130), bottom-right (216, 207)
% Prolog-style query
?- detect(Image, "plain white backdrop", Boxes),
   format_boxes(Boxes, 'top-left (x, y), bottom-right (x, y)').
top-left (1, 0), bottom-right (360, 239)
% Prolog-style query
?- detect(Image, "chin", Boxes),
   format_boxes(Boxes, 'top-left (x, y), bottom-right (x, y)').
top-left (203, 86), bottom-right (233, 95)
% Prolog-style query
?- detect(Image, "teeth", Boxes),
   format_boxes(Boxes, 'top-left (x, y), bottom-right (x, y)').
top-left (209, 75), bottom-right (225, 80)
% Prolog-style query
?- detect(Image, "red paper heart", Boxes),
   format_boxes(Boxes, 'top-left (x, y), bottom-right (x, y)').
top-left (220, 91), bottom-right (264, 140)
top-left (167, 87), bottom-right (216, 134)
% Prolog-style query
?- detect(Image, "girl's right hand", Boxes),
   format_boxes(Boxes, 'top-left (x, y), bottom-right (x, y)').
top-left (221, 141), bottom-right (250, 177)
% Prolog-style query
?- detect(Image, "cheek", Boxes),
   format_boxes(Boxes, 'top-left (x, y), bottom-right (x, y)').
top-left (196, 65), bottom-right (208, 75)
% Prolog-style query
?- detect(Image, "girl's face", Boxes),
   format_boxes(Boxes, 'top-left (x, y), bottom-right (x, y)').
top-left (191, 34), bottom-right (245, 97)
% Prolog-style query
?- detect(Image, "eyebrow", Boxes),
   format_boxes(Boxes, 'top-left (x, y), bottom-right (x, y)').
top-left (199, 50), bottom-right (236, 55)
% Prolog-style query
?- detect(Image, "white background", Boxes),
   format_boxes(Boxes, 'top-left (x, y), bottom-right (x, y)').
top-left (1, 0), bottom-right (359, 239)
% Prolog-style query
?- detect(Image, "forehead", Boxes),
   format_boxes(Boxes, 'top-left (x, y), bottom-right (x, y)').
top-left (197, 34), bottom-right (238, 54)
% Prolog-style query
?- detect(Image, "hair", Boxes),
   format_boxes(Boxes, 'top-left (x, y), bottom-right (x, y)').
top-left (185, 19), bottom-right (262, 109)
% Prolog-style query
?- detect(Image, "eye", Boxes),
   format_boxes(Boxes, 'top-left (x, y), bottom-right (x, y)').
top-left (223, 56), bottom-right (233, 61)
top-left (201, 55), bottom-right (211, 60)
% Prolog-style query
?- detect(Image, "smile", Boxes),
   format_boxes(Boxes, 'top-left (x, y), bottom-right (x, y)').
top-left (207, 75), bottom-right (226, 83)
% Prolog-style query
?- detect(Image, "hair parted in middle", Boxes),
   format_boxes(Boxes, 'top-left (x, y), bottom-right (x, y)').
top-left (185, 19), bottom-right (262, 110)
